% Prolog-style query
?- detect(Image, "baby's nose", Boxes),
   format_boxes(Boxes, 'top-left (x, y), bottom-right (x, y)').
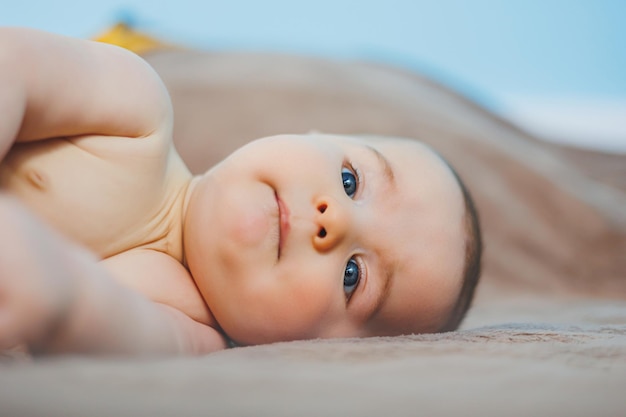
top-left (312, 196), bottom-right (349, 252)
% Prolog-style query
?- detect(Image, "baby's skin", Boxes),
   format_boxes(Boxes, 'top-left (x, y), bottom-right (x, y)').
top-left (0, 28), bottom-right (466, 355)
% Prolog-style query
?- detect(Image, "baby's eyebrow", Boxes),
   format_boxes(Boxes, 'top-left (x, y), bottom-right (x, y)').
top-left (366, 145), bottom-right (396, 189)
top-left (361, 145), bottom-right (396, 319)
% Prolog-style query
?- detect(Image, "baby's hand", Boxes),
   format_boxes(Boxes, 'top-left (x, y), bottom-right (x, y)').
top-left (0, 195), bottom-right (75, 352)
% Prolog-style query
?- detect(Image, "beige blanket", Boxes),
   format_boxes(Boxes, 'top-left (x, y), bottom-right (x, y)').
top-left (1, 49), bottom-right (624, 416)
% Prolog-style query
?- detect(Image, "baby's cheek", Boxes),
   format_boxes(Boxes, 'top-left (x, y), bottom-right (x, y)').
top-left (283, 272), bottom-right (336, 326)
top-left (229, 206), bottom-right (272, 247)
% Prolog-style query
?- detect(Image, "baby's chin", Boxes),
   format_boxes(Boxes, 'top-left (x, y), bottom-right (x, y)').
top-left (216, 314), bottom-right (320, 347)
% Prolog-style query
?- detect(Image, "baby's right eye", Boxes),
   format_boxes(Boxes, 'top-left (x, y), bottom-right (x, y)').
top-left (341, 167), bottom-right (358, 198)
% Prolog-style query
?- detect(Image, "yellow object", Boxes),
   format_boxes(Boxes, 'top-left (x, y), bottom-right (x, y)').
top-left (93, 23), bottom-right (171, 55)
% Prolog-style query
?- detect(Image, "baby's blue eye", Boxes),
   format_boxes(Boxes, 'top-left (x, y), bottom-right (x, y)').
top-left (342, 168), bottom-right (357, 198)
top-left (344, 258), bottom-right (360, 298)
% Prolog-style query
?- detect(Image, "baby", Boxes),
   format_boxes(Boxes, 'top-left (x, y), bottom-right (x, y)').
top-left (0, 27), bottom-right (482, 355)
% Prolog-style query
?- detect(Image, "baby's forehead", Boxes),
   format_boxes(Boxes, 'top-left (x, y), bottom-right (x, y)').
top-left (338, 135), bottom-right (465, 335)
top-left (340, 134), bottom-right (445, 168)
top-left (354, 136), bottom-right (457, 187)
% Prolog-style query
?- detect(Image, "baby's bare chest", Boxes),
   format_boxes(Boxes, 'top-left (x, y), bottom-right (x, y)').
top-left (0, 136), bottom-right (189, 258)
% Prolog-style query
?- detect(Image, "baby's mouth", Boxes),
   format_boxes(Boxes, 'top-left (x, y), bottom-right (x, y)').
top-left (275, 191), bottom-right (290, 259)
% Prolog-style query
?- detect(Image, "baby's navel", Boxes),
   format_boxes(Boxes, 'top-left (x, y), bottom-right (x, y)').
top-left (25, 169), bottom-right (48, 191)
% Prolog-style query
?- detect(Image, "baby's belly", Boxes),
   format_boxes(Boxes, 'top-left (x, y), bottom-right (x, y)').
top-left (0, 138), bottom-right (176, 258)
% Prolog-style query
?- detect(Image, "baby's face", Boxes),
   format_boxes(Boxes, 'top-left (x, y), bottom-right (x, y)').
top-left (184, 134), bottom-right (466, 345)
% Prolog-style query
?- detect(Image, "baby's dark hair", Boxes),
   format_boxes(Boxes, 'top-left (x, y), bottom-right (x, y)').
top-left (439, 163), bottom-right (483, 332)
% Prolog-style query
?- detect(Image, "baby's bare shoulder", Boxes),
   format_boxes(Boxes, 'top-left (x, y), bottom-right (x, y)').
top-left (1, 27), bottom-right (173, 144)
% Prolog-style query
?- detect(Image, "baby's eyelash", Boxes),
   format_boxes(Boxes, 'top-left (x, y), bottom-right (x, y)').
top-left (344, 159), bottom-right (362, 195)
top-left (347, 255), bottom-right (366, 304)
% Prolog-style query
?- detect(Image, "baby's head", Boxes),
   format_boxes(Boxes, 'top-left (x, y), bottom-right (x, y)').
top-left (184, 133), bottom-right (482, 345)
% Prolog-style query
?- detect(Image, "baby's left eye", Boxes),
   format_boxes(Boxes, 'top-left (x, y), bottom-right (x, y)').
top-left (341, 167), bottom-right (358, 198)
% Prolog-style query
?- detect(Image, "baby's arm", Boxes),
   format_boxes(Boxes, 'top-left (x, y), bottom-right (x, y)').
top-left (0, 195), bottom-right (227, 355)
top-left (0, 26), bottom-right (172, 161)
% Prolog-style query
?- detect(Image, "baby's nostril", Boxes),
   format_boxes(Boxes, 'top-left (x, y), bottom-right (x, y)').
top-left (318, 227), bottom-right (327, 238)
top-left (318, 203), bottom-right (327, 213)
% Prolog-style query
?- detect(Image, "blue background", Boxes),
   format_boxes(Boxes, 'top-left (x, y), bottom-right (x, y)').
top-left (2, 0), bottom-right (625, 151)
